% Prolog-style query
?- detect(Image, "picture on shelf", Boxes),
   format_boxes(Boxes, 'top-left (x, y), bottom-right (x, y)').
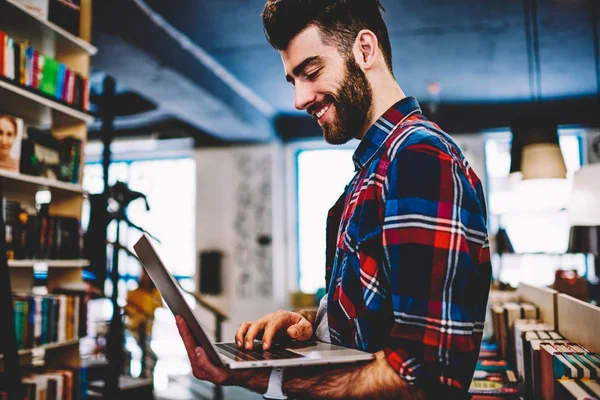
top-left (0, 113), bottom-right (24, 171)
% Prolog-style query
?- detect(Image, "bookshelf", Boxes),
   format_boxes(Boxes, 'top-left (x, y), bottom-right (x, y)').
top-left (516, 283), bottom-right (558, 330)
top-left (0, 0), bottom-right (95, 397)
top-left (557, 294), bottom-right (600, 353)
top-left (0, 78), bottom-right (94, 126)
top-left (8, 259), bottom-right (90, 268)
top-left (0, 168), bottom-right (84, 194)
top-left (0, 338), bottom-right (79, 361)
top-left (0, 0), bottom-right (96, 56)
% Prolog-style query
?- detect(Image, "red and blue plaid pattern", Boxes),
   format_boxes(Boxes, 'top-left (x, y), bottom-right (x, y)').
top-left (325, 97), bottom-right (491, 394)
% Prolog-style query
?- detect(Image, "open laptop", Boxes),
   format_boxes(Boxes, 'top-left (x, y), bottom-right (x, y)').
top-left (133, 234), bottom-right (374, 369)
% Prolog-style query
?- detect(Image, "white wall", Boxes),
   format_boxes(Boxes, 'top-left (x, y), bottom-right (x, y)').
top-left (194, 143), bottom-right (287, 341)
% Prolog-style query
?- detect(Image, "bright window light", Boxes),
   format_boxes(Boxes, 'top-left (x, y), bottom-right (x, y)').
top-left (297, 149), bottom-right (355, 293)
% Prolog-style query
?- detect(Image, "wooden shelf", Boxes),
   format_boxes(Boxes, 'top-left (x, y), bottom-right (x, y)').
top-left (20, 338), bottom-right (79, 356)
top-left (0, 0), bottom-right (97, 56)
top-left (557, 294), bottom-right (600, 353)
top-left (0, 79), bottom-right (94, 126)
top-left (0, 169), bottom-right (84, 199)
top-left (8, 259), bottom-right (90, 268)
top-left (0, 338), bottom-right (79, 361)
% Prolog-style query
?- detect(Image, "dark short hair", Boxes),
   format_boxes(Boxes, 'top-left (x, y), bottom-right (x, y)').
top-left (262, 0), bottom-right (393, 74)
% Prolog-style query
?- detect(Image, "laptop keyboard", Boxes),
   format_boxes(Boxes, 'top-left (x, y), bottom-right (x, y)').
top-left (216, 342), bottom-right (305, 362)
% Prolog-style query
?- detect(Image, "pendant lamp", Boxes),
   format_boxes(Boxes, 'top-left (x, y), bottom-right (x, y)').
top-left (510, 117), bottom-right (567, 180)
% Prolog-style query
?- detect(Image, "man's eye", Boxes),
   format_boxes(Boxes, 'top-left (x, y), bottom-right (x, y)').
top-left (306, 70), bottom-right (321, 81)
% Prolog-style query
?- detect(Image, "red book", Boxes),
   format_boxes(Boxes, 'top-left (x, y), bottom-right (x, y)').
top-left (31, 50), bottom-right (43, 89)
top-left (0, 31), bottom-right (6, 76)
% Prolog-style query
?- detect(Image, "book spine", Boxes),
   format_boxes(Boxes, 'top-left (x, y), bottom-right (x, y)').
top-left (0, 32), bottom-right (6, 77)
top-left (51, 296), bottom-right (59, 343)
top-left (66, 295), bottom-right (74, 340)
top-left (41, 297), bottom-right (49, 345)
top-left (5, 36), bottom-right (15, 80)
top-left (13, 299), bottom-right (27, 349)
top-left (73, 295), bottom-right (80, 339)
top-left (58, 295), bottom-right (67, 342)
top-left (34, 296), bottom-right (43, 346)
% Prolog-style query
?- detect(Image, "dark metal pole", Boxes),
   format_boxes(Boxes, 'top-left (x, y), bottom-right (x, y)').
top-left (214, 315), bottom-right (224, 400)
top-left (100, 75), bottom-right (124, 398)
top-left (101, 76), bottom-right (114, 194)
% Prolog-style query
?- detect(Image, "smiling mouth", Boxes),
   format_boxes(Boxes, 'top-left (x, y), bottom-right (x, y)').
top-left (312, 102), bottom-right (333, 123)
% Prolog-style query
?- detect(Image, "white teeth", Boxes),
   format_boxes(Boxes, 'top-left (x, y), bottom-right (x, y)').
top-left (315, 104), bottom-right (330, 119)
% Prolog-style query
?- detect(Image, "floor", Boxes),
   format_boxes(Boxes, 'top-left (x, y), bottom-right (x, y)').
top-left (155, 375), bottom-right (262, 400)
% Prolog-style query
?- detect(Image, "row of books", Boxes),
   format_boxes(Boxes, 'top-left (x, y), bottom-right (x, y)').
top-left (21, 127), bottom-right (84, 184)
top-left (0, 31), bottom-right (89, 111)
top-left (470, 342), bottom-right (524, 398)
top-left (477, 298), bottom-right (600, 399)
top-left (0, 367), bottom-right (80, 400)
top-left (23, 368), bottom-right (79, 400)
top-left (12, 294), bottom-right (80, 350)
top-left (4, 200), bottom-right (83, 261)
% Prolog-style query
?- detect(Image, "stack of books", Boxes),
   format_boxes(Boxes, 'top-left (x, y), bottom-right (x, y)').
top-left (539, 342), bottom-right (600, 399)
top-left (470, 341), bottom-right (525, 399)
top-left (0, 30), bottom-right (89, 111)
top-left (472, 294), bottom-right (600, 399)
top-left (22, 368), bottom-right (78, 400)
top-left (12, 294), bottom-right (81, 350)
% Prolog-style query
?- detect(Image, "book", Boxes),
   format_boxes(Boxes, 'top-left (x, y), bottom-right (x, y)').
top-left (539, 342), bottom-right (600, 399)
top-left (11, 293), bottom-right (80, 350)
top-left (513, 320), bottom-right (553, 381)
top-left (556, 379), bottom-right (600, 399)
top-left (470, 368), bottom-right (524, 397)
top-left (477, 359), bottom-right (510, 372)
top-left (4, 35), bottom-right (15, 80)
top-left (0, 32), bottom-right (6, 77)
top-left (22, 368), bottom-right (76, 400)
top-left (14, 41), bottom-right (26, 85)
top-left (503, 302), bottom-right (523, 362)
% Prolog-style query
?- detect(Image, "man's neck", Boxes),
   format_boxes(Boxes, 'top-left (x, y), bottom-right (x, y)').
top-left (358, 78), bottom-right (406, 139)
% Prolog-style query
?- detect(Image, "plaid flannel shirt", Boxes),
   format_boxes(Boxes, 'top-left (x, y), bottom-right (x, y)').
top-left (325, 97), bottom-right (491, 394)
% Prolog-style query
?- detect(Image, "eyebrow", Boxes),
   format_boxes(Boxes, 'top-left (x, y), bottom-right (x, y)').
top-left (285, 56), bottom-right (323, 83)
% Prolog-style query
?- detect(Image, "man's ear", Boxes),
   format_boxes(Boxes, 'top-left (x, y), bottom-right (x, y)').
top-left (352, 29), bottom-right (379, 70)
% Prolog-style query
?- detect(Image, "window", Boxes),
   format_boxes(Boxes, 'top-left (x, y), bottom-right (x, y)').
top-left (82, 139), bottom-right (196, 298)
top-left (296, 147), bottom-right (356, 294)
top-left (485, 130), bottom-right (587, 287)
top-left (82, 139), bottom-right (196, 386)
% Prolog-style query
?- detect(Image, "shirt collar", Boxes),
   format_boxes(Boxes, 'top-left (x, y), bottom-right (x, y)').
top-left (352, 97), bottom-right (422, 171)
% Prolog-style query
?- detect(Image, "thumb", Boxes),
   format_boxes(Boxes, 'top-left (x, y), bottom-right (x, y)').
top-left (287, 318), bottom-right (313, 340)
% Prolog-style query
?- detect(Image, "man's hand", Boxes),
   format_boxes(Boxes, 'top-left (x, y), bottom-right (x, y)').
top-left (175, 316), bottom-right (247, 386)
top-left (235, 310), bottom-right (314, 350)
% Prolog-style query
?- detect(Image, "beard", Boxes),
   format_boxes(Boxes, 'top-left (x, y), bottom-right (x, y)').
top-left (320, 58), bottom-right (374, 145)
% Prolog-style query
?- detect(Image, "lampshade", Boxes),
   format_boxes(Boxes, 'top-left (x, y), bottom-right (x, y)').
top-left (567, 163), bottom-right (600, 226)
top-left (567, 225), bottom-right (600, 255)
top-left (521, 143), bottom-right (567, 180)
top-left (495, 228), bottom-right (515, 254)
top-left (510, 117), bottom-right (567, 179)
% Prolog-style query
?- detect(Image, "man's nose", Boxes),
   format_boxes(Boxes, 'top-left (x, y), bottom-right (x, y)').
top-left (294, 83), bottom-right (317, 111)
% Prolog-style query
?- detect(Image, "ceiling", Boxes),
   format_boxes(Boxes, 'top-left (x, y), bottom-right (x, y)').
top-left (90, 0), bottom-right (600, 142)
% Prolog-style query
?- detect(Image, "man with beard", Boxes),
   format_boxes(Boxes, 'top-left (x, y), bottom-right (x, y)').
top-left (175, 0), bottom-right (491, 398)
